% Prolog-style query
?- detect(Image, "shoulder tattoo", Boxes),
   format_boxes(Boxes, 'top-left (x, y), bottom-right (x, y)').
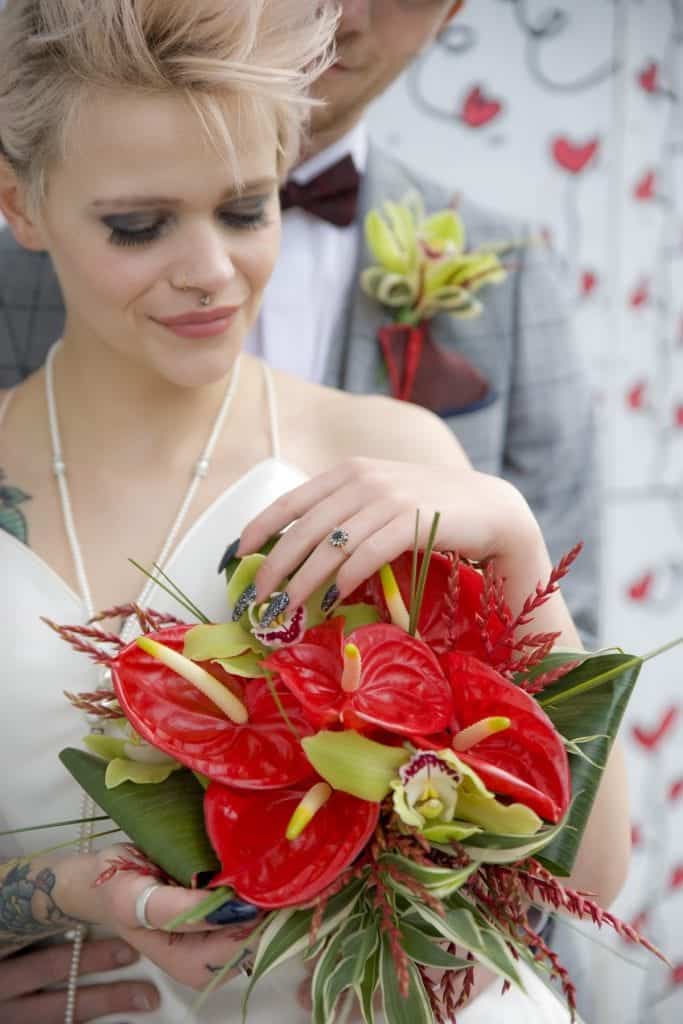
top-left (0, 468), bottom-right (31, 544)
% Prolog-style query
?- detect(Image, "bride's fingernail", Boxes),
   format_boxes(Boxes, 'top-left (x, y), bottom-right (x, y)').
top-left (231, 583), bottom-right (256, 621)
top-left (321, 584), bottom-right (340, 614)
top-left (205, 898), bottom-right (259, 926)
top-left (217, 537), bottom-right (241, 575)
top-left (259, 591), bottom-right (290, 627)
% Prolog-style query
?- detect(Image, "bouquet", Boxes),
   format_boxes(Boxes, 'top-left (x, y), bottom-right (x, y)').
top-left (39, 524), bottom-right (672, 1023)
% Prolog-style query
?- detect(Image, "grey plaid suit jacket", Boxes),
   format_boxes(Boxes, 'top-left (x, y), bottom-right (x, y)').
top-left (0, 142), bottom-right (600, 646)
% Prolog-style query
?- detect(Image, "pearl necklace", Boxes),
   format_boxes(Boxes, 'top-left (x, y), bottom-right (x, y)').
top-left (45, 340), bottom-right (242, 1024)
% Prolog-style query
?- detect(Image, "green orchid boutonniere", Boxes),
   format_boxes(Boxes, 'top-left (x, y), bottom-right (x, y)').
top-left (361, 192), bottom-right (510, 410)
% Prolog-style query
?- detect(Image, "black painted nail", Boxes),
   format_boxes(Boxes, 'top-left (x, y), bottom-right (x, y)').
top-left (259, 591), bottom-right (290, 627)
top-left (205, 898), bottom-right (259, 926)
top-left (321, 584), bottom-right (340, 614)
top-left (217, 538), bottom-right (241, 575)
top-left (231, 583), bottom-right (256, 622)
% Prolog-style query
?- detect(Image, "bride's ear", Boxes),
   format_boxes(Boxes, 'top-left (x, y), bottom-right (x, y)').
top-left (0, 156), bottom-right (47, 252)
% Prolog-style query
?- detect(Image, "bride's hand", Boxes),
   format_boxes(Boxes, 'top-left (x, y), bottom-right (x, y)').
top-left (63, 846), bottom-right (261, 992)
top-left (237, 457), bottom-right (553, 623)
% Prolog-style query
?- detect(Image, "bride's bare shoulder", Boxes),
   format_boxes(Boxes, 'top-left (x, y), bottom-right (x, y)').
top-left (276, 372), bottom-right (468, 469)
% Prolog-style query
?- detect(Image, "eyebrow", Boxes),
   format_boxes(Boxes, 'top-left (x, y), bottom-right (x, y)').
top-left (90, 177), bottom-right (278, 209)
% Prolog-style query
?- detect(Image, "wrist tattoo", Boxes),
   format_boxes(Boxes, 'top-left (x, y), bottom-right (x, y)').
top-left (0, 468), bottom-right (31, 544)
top-left (0, 862), bottom-right (80, 946)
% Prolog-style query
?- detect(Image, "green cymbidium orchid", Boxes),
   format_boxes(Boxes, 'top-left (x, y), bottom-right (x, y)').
top-left (391, 749), bottom-right (542, 841)
top-left (362, 190), bottom-right (508, 324)
top-left (83, 718), bottom-right (181, 789)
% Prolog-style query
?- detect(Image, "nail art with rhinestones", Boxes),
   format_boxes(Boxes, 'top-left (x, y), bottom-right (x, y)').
top-left (320, 583), bottom-right (340, 614)
top-left (231, 583), bottom-right (256, 621)
top-left (217, 537), bottom-right (241, 575)
top-left (259, 591), bottom-right (290, 628)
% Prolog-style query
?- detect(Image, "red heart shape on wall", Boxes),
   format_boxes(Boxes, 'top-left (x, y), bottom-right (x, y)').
top-left (581, 270), bottom-right (598, 296)
top-left (626, 381), bottom-right (647, 410)
top-left (461, 85), bottom-right (503, 128)
top-left (551, 137), bottom-right (600, 174)
top-left (632, 706), bottom-right (680, 751)
top-left (627, 571), bottom-right (653, 602)
top-left (634, 170), bottom-right (657, 200)
top-left (638, 61), bottom-right (659, 94)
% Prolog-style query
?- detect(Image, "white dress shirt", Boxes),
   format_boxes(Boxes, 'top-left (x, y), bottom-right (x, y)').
top-left (245, 124), bottom-right (368, 383)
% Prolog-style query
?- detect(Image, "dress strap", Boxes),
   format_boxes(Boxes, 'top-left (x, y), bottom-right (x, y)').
top-left (0, 389), bottom-right (16, 431)
top-left (261, 361), bottom-right (282, 460)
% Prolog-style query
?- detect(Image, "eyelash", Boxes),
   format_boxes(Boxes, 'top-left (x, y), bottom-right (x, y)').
top-left (106, 208), bottom-right (269, 248)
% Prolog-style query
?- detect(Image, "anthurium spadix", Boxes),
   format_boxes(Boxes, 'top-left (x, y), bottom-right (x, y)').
top-left (112, 625), bottom-right (314, 788)
top-left (264, 617), bottom-right (453, 736)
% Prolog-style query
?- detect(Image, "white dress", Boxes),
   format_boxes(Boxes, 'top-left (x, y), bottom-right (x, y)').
top-left (0, 373), bottom-right (573, 1023)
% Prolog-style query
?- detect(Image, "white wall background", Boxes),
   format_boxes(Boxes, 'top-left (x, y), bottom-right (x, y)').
top-left (367, 2), bottom-right (683, 1022)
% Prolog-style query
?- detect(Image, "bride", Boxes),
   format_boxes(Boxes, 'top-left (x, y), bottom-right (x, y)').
top-left (0, 2), bottom-right (629, 1022)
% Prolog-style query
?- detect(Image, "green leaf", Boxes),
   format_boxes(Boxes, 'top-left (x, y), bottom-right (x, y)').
top-left (312, 916), bottom-right (361, 1024)
top-left (59, 748), bottom-right (218, 887)
top-left (355, 944), bottom-right (380, 1024)
top-left (398, 922), bottom-right (471, 969)
top-left (324, 957), bottom-right (359, 1021)
top-left (243, 879), bottom-right (364, 1018)
top-left (457, 817), bottom-right (567, 865)
top-left (332, 603), bottom-right (382, 632)
top-left (379, 932), bottom-right (432, 1024)
top-left (378, 852), bottom-right (477, 898)
top-left (534, 651), bottom-right (643, 875)
top-left (410, 902), bottom-right (525, 991)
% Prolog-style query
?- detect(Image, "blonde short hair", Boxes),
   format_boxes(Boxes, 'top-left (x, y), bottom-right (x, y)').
top-left (0, 0), bottom-right (337, 202)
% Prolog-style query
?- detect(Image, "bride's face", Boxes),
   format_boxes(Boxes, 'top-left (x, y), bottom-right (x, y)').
top-left (27, 89), bottom-right (281, 388)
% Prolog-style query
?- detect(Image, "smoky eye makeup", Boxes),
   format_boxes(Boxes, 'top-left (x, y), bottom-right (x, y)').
top-left (102, 195), bottom-right (273, 247)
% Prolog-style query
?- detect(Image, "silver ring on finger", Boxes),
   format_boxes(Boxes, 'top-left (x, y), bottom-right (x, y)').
top-left (328, 527), bottom-right (350, 553)
top-left (135, 883), bottom-right (164, 930)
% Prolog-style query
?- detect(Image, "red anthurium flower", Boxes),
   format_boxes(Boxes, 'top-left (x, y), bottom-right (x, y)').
top-left (112, 625), bottom-right (314, 788)
top-left (264, 617), bottom-right (452, 736)
top-left (348, 551), bottom-right (508, 658)
top-left (443, 652), bottom-right (571, 823)
top-left (204, 781), bottom-right (378, 907)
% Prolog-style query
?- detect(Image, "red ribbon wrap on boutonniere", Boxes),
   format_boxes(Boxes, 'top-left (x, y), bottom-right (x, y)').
top-left (377, 319), bottom-right (491, 414)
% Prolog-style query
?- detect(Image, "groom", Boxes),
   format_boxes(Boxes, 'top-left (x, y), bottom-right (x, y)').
top-left (0, 5), bottom-right (595, 1016)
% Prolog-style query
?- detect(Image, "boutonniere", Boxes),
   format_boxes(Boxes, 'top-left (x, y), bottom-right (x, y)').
top-left (361, 192), bottom-right (509, 413)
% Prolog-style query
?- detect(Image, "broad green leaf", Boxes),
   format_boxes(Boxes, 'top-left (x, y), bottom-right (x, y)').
top-left (59, 748), bottom-right (217, 887)
top-left (534, 651), bottom-right (643, 875)
top-left (379, 933), bottom-right (432, 1024)
top-left (398, 922), bottom-right (471, 970)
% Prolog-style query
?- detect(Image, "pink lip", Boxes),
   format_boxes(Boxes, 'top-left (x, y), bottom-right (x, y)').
top-left (153, 306), bottom-right (239, 339)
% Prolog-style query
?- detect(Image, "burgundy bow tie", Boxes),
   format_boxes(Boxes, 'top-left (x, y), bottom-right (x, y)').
top-left (279, 154), bottom-right (361, 228)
